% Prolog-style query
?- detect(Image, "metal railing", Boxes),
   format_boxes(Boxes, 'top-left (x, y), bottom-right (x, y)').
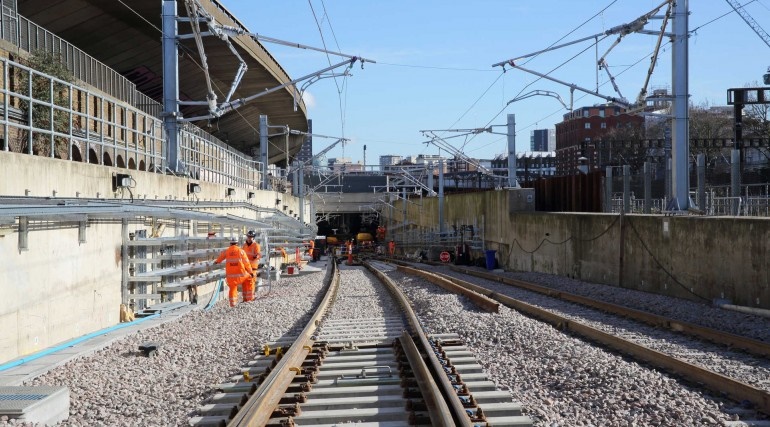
top-left (0, 12), bottom-right (291, 193)
top-left (17, 15), bottom-right (148, 109)
top-left (179, 123), bottom-right (264, 189)
top-left (0, 57), bottom-right (166, 171)
top-left (0, 56), bottom-right (288, 193)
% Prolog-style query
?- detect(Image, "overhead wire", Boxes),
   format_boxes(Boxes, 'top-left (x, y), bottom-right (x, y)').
top-left (377, 62), bottom-right (497, 72)
top-left (453, 0), bottom-right (621, 153)
top-left (309, 0), bottom-right (347, 138)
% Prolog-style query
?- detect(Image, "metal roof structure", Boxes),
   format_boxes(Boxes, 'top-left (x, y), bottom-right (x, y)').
top-left (17, 0), bottom-right (308, 166)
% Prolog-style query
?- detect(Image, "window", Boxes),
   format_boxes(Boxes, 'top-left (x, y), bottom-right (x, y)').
top-left (600, 122), bottom-right (607, 129)
top-left (599, 109), bottom-right (605, 118)
top-left (584, 123), bottom-right (591, 129)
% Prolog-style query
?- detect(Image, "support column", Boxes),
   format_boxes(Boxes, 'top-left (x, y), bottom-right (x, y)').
top-left (162, 0), bottom-right (180, 173)
top-left (507, 114), bottom-right (517, 188)
top-left (259, 115), bottom-right (269, 190)
top-left (732, 93), bottom-right (744, 216)
top-left (623, 165), bottom-right (631, 214)
top-left (438, 159), bottom-right (445, 234)
top-left (643, 162), bottom-right (651, 214)
top-left (731, 149), bottom-right (741, 215)
top-left (427, 161), bottom-right (434, 194)
top-left (669, 0), bottom-right (690, 211)
top-left (605, 166), bottom-right (613, 213)
top-left (697, 153), bottom-right (706, 212)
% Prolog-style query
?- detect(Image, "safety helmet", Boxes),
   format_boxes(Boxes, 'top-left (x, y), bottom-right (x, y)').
top-left (229, 236), bottom-right (238, 244)
top-left (247, 230), bottom-right (256, 237)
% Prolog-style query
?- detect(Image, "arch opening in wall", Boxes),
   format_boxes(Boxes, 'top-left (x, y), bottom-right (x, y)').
top-left (128, 158), bottom-right (137, 170)
top-left (88, 149), bottom-right (99, 164)
top-left (71, 145), bottom-right (82, 162)
top-left (103, 152), bottom-right (113, 167)
top-left (116, 155), bottom-right (125, 168)
top-left (139, 159), bottom-right (146, 171)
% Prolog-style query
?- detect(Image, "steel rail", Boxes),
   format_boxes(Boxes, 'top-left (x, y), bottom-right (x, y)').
top-left (407, 265), bottom-right (770, 415)
top-left (398, 331), bottom-right (457, 427)
top-left (450, 266), bottom-right (770, 359)
top-left (364, 262), bottom-right (471, 427)
top-left (396, 265), bottom-right (499, 313)
top-left (228, 260), bottom-right (340, 426)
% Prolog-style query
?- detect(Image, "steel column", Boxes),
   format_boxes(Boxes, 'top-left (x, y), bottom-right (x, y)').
top-left (161, 0), bottom-right (180, 173)
top-left (507, 114), bottom-right (517, 188)
top-left (669, 0), bottom-right (690, 211)
top-left (259, 115), bottom-right (269, 190)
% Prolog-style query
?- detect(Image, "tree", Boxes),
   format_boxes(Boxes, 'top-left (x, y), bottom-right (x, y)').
top-left (16, 50), bottom-right (73, 158)
top-left (687, 101), bottom-right (733, 169)
top-left (597, 123), bottom-right (648, 173)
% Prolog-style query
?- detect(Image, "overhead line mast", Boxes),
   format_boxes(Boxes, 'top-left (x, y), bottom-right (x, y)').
top-left (492, 0), bottom-right (695, 212)
top-left (179, 0), bottom-right (375, 121)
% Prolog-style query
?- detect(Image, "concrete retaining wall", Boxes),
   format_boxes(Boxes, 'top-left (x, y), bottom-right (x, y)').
top-left (0, 151), bottom-right (304, 364)
top-left (386, 189), bottom-right (770, 310)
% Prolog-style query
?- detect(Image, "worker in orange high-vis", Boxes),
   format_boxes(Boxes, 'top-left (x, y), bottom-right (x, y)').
top-left (214, 236), bottom-right (253, 307)
top-left (388, 240), bottom-right (396, 257)
top-left (241, 230), bottom-right (261, 302)
top-left (277, 246), bottom-right (288, 270)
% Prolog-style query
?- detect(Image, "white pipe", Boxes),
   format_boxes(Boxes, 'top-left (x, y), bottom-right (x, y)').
top-left (719, 303), bottom-right (770, 319)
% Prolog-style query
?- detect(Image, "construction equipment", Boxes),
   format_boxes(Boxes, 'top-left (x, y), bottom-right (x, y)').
top-left (723, 0), bottom-right (770, 84)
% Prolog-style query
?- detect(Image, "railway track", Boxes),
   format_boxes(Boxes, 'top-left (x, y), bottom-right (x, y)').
top-left (392, 260), bottom-right (770, 424)
top-left (189, 260), bottom-right (533, 426)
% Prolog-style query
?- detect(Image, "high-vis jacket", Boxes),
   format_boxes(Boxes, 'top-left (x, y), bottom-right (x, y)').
top-left (215, 245), bottom-right (253, 283)
top-left (242, 241), bottom-right (261, 269)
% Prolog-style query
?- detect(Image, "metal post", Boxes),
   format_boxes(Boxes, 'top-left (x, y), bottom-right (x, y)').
top-left (669, 0), bottom-right (690, 211)
top-left (259, 115), bottom-right (269, 190)
top-left (666, 157), bottom-right (672, 204)
top-left (162, 0), bottom-right (180, 173)
top-left (402, 187), bottom-right (408, 246)
top-left (284, 127), bottom-right (290, 172)
top-left (427, 161), bottom-right (434, 194)
top-left (297, 161), bottom-right (305, 225)
top-left (506, 114), bottom-right (517, 188)
top-left (643, 162), bottom-right (651, 214)
top-left (622, 165), bottom-right (631, 214)
top-left (731, 149), bottom-right (741, 215)
top-left (292, 161), bottom-right (299, 197)
top-left (438, 159), bottom-right (445, 234)
top-left (697, 153), bottom-right (706, 212)
top-left (605, 166), bottom-right (613, 213)
top-left (121, 218), bottom-right (128, 304)
top-left (732, 92), bottom-right (743, 216)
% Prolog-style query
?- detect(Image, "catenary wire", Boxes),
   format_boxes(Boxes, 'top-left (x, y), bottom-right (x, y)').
top-left (309, 0), bottom-right (347, 138)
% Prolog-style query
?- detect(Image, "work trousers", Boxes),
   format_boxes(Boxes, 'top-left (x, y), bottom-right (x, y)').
top-left (242, 275), bottom-right (256, 302)
top-left (226, 277), bottom-right (249, 307)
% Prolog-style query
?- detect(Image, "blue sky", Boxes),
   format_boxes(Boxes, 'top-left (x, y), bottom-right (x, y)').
top-left (221, 0), bottom-right (770, 165)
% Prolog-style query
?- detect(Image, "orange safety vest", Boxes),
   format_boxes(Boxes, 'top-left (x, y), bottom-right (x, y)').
top-left (215, 245), bottom-right (253, 282)
top-left (242, 241), bottom-right (261, 268)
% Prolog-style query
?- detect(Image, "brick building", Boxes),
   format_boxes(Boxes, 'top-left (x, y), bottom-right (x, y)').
top-left (554, 105), bottom-right (643, 175)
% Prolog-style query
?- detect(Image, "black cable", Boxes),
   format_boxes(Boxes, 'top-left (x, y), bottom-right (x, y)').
top-left (624, 216), bottom-right (710, 302)
top-left (511, 213), bottom-right (620, 254)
